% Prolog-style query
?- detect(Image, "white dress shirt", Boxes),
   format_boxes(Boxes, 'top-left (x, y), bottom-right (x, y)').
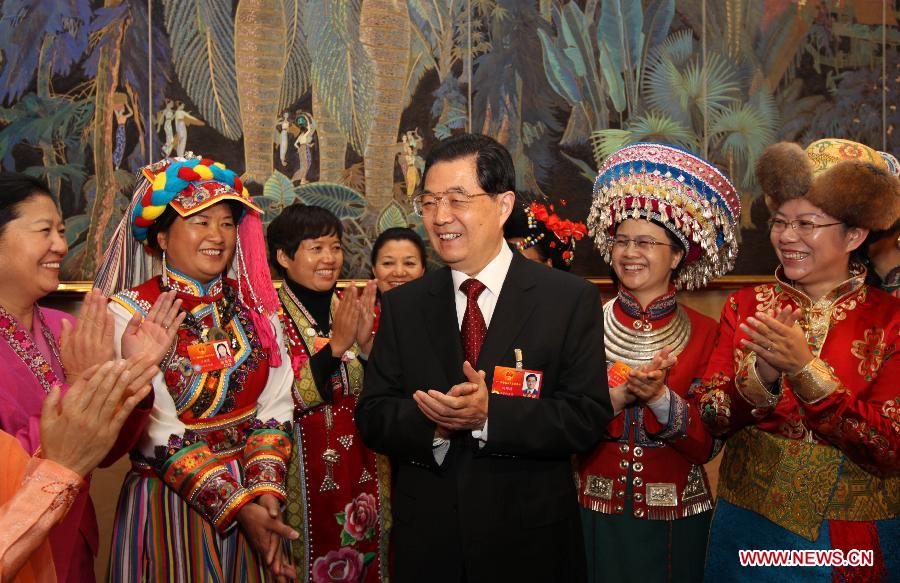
top-left (433, 242), bottom-right (513, 463)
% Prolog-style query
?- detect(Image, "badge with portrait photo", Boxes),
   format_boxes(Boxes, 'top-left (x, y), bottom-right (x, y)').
top-left (187, 340), bottom-right (235, 372)
top-left (491, 366), bottom-right (543, 399)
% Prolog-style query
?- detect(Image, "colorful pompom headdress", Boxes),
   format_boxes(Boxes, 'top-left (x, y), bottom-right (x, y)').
top-left (95, 155), bottom-right (281, 364)
top-left (756, 138), bottom-right (900, 232)
top-left (588, 143), bottom-right (741, 290)
top-left (504, 200), bottom-right (587, 270)
top-left (130, 157), bottom-right (262, 244)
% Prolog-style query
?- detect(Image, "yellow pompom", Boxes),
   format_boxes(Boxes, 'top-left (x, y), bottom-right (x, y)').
top-left (241, 188), bottom-right (250, 198)
top-left (213, 162), bottom-right (226, 170)
top-left (152, 174), bottom-right (167, 191)
top-left (194, 164), bottom-right (214, 180)
top-left (142, 204), bottom-right (167, 221)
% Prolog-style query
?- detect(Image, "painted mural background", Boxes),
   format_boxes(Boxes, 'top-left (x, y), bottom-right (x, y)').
top-left (0, 0), bottom-right (896, 280)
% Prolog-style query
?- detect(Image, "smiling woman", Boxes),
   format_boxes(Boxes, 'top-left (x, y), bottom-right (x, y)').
top-left (266, 203), bottom-right (391, 582)
top-left (683, 139), bottom-right (900, 581)
top-left (580, 143), bottom-right (741, 582)
top-left (0, 173), bottom-right (168, 582)
top-left (93, 157), bottom-right (298, 582)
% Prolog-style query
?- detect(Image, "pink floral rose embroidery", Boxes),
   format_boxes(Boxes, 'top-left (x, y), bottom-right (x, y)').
top-left (312, 547), bottom-right (364, 582)
top-left (343, 492), bottom-right (378, 540)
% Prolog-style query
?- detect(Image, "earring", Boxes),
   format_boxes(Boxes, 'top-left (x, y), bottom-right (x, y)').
top-left (162, 250), bottom-right (169, 287)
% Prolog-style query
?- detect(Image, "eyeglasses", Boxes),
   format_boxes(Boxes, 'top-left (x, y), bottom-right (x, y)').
top-left (610, 236), bottom-right (676, 252)
top-left (767, 218), bottom-right (843, 236)
top-left (412, 190), bottom-right (494, 216)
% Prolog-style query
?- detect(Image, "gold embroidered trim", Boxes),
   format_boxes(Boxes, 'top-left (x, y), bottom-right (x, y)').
top-left (718, 427), bottom-right (899, 541)
top-left (736, 352), bottom-right (781, 408)
top-left (787, 357), bottom-right (841, 404)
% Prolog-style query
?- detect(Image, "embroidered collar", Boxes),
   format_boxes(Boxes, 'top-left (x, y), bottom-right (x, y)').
top-left (775, 263), bottom-right (867, 309)
top-left (615, 285), bottom-right (678, 327)
top-left (164, 265), bottom-right (223, 299)
top-left (0, 305), bottom-right (65, 394)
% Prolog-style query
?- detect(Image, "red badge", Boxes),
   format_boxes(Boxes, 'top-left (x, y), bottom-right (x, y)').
top-left (187, 341), bottom-right (234, 372)
top-left (607, 361), bottom-right (632, 388)
top-left (491, 366), bottom-right (543, 399)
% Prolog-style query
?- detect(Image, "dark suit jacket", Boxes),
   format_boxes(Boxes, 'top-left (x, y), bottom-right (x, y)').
top-left (356, 251), bottom-right (611, 583)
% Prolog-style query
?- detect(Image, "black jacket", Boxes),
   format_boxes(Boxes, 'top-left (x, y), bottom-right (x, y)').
top-left (356, 251), bottom-right (611, 583)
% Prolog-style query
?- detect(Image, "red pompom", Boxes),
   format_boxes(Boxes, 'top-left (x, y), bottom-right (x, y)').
top-left (177, 166), bottom-right (200, 181)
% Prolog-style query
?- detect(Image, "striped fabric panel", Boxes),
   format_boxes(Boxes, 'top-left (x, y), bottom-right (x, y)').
top-left (108, 462), bottom-right (274, 582)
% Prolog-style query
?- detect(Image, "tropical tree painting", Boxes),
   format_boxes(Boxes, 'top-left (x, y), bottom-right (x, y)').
top-left (0, 0), bottom-right (895, 280)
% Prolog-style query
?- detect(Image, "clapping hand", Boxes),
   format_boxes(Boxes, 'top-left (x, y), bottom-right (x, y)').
top-left (355, 280), bottom-right (378, 357)
top-left (739, 307), bottom-right (810, 384)
top-left (329, 284), bottom-right (361, 357)
top-left (625, 346), bottom-right (677, 404)
top-left (609, 383), bottom-right (636, 415)
top-left (59, 289), bottom-right (117, 383)
top-left (120, 290), bottom-right (185, 363)
top-left (414, 361), bottom-right (489, 433)
top-left (40, 356), bottom-right (159, 477)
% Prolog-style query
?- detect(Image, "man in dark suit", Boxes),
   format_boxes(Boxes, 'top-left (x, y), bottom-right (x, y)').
top-left (356, 133), bottom-right (611, 583)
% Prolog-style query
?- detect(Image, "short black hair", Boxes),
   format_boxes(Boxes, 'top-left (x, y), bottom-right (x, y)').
top-left (422, 133), bottom-right (515, 196)
top-left (267, 203), bottom-right (343, 276)
top-left (526, 373), bottom-right (537, 381)
top-left (370, 227), bottom-right (427, 268)
top-left (0, 173), bottom-right (55, 239)
top-left (145, 200), bottom-right (243, 255)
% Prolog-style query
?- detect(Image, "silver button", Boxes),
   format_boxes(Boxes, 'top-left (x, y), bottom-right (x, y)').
top-left (634, 493), bottom-right (644, 502)
top-left (633, 447), bottom-right (644, 457)
top-left (616, 490), bottom-right (625, 498)
top-left (619, 460), bottom-right (630, 469)
top-left (634, 508), bottom-right (645, 518)
top-left (617, 475), bottom-right (627, 484)
top-left (615, 505), bottom-right (624, 512)
top-left (619, 443), bottom-right (630, 454)
top-left (634, 477), bottom-right (643, 487)
top-left (633, 462), bottom-right (644, 472)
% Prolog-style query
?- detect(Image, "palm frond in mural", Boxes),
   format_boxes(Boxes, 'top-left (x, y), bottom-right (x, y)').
top-left (279, 0), bottom-right (312, 114)
top-left (163, 0), bottom-right (240, 140)
top-left (306, 0), bottom-right (374, 172)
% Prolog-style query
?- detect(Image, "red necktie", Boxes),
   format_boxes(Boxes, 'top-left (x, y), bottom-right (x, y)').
top-left (460, 278), bottom-right (488, 366)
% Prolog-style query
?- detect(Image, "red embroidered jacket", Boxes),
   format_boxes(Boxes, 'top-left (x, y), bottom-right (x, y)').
top-left (578, 292), bottom-right (719, 520)
top-left (687, 270), bottom-right (899, 477)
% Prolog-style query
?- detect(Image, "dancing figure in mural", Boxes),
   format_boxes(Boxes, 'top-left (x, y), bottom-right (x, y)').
top-left (396, 129), bottom-right (424, 197)
top-left (155, 99), bottom-right (175, 157)
top-left (112, 93), bottom-right (132, 169)
top-left (292, 112), bottom-right (317, 184)
top-left (276, 110), bottom-right (296, 167)
top-left (173, 100), bottom-right (205, 158)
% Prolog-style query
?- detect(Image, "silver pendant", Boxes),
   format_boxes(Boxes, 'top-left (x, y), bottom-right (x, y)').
top-left (320, 448), bottom-right (341, 492)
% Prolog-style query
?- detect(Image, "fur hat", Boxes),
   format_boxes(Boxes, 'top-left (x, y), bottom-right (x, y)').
top-left (755, 139), bottom-right (900, 231)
